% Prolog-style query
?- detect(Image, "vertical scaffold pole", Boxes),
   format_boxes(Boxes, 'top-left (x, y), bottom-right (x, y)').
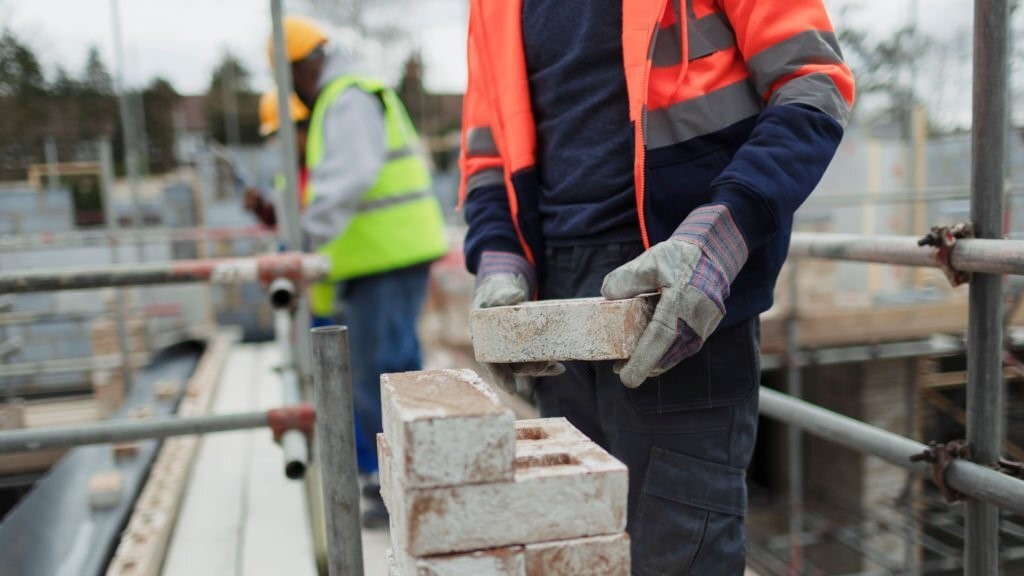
top-left (966, 1), bottom-right (1010, 573)
top-left (310, 326), bottom-right (363, 576)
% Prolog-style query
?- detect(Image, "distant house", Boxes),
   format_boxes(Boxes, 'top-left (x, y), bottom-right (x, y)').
top-left (173, 95), bottom-right (209, 164)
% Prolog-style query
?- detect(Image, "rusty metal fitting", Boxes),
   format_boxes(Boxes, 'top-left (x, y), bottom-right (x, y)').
top-left (997, 457), bottom-right (1024, 479)
top-left (267, 403), bottom-right (317, 444)
top-left (910, 439), bottom-right (971, 503)
top-left (917, 223), bottom-right (974, 287)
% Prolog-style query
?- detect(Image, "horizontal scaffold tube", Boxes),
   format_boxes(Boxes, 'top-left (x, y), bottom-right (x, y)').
top-left (0, 253), bottom-right (330, 294)
top-left (789, 232), bottom-right (1024, 276)
top-left (0, 404), bottom-right (315, 453)
top-left (0, 225), bottom-right (277, 251)
top-left (759, 387), bottom-right (1024, 516)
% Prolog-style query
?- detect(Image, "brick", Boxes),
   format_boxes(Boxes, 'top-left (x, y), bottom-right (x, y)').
top-left (93, 369), bottom-right (125, 416)
top-left (0, 402), bottom-right (25, 430)
top-left (388, 533), bottom-right (628, 576)
top-left (470, 296), bottom-right (655, 363)
top-left (380, 420), bottom-right (627, 557)
top-left (114, 442), bottom-right (140, 459)
top-left (381, 369), bottom-right (515, 488)
top-left (155, 378), bottom-right (181, 400)
top-left (524, 533), bottom-right (630, 575)
top-left (89, 470), bottom-right (123, 509)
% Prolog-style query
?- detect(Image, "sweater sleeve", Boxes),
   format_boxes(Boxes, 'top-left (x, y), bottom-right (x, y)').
top-left (709, 0), bottom-right (855, 249)
top-left (459, 10), bottom-right (526, 275)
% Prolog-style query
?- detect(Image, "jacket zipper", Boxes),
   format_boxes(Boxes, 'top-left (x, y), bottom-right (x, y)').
top-left (637, 17), bottom-right (659, 250)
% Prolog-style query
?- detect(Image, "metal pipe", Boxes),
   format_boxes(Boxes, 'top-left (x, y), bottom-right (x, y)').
top-left (0, 405), bottom-right (314, 453)
top-left (99, 135), bottom-right (136, 398)
top-left (759, 387), bottom-right (1024, 516)
top-left (274, 307), bottom-right (309, 479)
top-left (270, 0), bottom-right (315, 387)
top-left (789, 232), bottom-right (1024, 275)
top-left (785, 263), bottom-right (804, 573)
top-left (0, 226), bottom-right (278, 251)
top-left (0, 253), bottom-right (329, 294)
top-left (310, 326), bottom-right (364, 576)
top-left (0, 353), bottom-right (148, 378)
top-left (0, 308), bottom-right (169, 327)
top-left (967, 0), bottom-right (1011, 572)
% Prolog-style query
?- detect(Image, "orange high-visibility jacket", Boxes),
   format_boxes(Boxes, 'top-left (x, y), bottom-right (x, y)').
top-left (460, 0), bottom-right (855, 322)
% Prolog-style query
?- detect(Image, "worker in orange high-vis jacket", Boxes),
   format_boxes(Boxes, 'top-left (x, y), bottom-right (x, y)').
top-left (461, 1), bottom-right (854, 573)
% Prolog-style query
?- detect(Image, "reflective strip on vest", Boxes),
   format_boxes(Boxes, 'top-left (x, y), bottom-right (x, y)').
top-left (646, 80), bottom-right (762, 149)
top-left (466, 167), bottom-right (504, 194)
top-left (466, 126), bottom-right (499, 156)
top-left (653, 1), bottom-right (737, 68)
top-left (745, 30), bottom-right (850, 126)
top-left (306, 74), bottom-right (448, 296)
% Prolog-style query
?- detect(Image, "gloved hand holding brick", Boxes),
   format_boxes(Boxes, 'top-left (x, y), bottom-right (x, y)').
top-left (601, 204), bottom-right (748, 388)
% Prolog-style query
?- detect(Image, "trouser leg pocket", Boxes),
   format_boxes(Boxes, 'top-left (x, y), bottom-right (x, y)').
top-left (631, 447), bottom-right (747, 576)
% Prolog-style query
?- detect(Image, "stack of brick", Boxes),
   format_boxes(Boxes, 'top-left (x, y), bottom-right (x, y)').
top-left (378, 369), bottom-right (631, 575)
top-left (90, 317), bottom-right (148, 357)
top-left (90, 317), bottom-right (147, 416)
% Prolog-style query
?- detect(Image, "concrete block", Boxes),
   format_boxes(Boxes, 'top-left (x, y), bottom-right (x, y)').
top-left (470, 296), bottom-right (655, 363)
top-left (388, 532), bottom-right (629, 576)
top-left (380, 421), bottom-right (627, 556)
top-left (381, 369), bottom-right (515, 488)
top-left (89, 470), bottom-right (124, 509)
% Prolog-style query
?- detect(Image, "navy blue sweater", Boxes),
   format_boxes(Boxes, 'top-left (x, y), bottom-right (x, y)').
top-left (522, 0), bottom-right (641, 246)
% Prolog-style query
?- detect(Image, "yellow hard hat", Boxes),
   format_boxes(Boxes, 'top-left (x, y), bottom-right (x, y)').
top-left (267, 15), bottom-right (328, 65)
top-left (258, 89), bottom-right (310, 137)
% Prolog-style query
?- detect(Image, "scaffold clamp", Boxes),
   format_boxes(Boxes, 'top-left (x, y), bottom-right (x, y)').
top-left (911, 439), bottom-right (971, 503)
top-left (917, 223), bottom-right (974, 287)
top-left (267, 403), bottom-right (317, 444)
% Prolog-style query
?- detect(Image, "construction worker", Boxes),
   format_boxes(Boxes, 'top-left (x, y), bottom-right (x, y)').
top-left (270, 16), bottom-right (448, 527)
top-left (462, 1), bottom-right (854, 573)
top-left (244, 89), bottom-right (310, 228)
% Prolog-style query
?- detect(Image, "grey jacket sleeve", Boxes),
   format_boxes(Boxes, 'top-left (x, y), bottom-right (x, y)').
top-left (302, 88), bottom-right (388, 250)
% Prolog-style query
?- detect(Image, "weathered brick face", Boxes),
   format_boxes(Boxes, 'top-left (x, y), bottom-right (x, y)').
top-left (379, 370), bottom-right (631, 575)
top-left (470, 296), bottom-right (655, 363)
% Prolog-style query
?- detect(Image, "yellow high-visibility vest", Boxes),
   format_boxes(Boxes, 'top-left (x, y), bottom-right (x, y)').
top-left (305, 75), bottom-right (448, 316)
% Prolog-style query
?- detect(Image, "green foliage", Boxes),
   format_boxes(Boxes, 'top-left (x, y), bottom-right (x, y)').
top-left (205, 52), bottom-right (261, 145)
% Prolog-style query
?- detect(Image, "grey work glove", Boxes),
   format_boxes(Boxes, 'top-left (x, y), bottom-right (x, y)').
top-left (601, 205), bottom-right (749, 388)
top-left (471, 251), bottom-right (564, 395)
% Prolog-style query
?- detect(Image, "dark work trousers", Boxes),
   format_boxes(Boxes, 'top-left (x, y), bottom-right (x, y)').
top-left (339, 263), bottom-right (431, 474)
top-left (535, 243), bottom-right (760, 576)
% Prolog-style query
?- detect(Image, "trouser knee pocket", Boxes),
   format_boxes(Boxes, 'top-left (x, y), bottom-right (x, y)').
top-left (631, 447), bottom-right (747, 576)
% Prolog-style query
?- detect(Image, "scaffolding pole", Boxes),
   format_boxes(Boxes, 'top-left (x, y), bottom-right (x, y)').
top-left (0, 226), bottom-right (277, 251)
top-left (310, 326), bottom-right (364, 576)
top-left (789, 233), bottom-right (1024, 276)
top-left (0, 405), bottom-right (314, 453)
top-left (759, 387), bottom-right (1024, 517)
top-left (269, 0), bottom-right (314, 382)
top-left (967, 0), bottom-right (1011, 573)
top-left (0, 253), bottom-right (329, 294)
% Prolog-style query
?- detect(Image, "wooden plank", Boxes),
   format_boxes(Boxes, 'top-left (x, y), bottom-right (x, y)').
top-left (760, 300), bottom-right (1024, 352)
top-left (0, 396), bottom-right (102, 475)
top-left (105, 330), bottom-right (237, 576)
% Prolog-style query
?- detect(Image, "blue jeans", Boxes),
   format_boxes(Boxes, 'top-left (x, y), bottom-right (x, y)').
top-left (536, 244), bottom-right (758, 576)
top-left (327, 264), bottom-right (429, 474)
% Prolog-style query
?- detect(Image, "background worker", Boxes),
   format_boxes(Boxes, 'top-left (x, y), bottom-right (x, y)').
top-left (244, 89), bottom-right (310, 228)
top-left (271, 15), bottom-right (448, 527)
top-left (462, 1), bottom-right (854, 573)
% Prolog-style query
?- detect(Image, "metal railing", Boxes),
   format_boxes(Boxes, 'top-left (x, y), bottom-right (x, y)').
top-left (766, 3), bottom-right (1015, 575)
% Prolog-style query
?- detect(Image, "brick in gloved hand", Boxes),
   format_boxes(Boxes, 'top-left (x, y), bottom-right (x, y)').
top-left (471, 251), bottom-right (564, 395)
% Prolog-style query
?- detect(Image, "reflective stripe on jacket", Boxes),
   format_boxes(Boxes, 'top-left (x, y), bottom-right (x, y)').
top-left (306, 75), bottom-right (448, 316)
top-left (459, 0), bottom-right (854, 325)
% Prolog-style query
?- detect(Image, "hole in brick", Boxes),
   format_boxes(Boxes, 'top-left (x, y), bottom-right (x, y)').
top-left (516, 426), bottom-right (549, 441)
top-left (515, 452), bottom-right (578, 468)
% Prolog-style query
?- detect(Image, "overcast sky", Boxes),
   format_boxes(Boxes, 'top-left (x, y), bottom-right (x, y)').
top-left (0, 0), bottom-right (987, 106)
